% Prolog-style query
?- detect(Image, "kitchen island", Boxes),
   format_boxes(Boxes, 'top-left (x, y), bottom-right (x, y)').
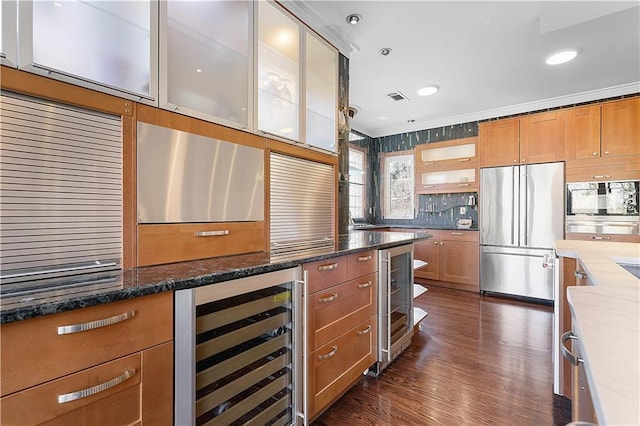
top-left (554, 240), bottom-right (639, 425)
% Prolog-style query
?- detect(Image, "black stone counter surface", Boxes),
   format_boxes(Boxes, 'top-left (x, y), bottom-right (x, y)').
top-left (0, 230), bottom-right (429, 324)
top-left (353, 224), bottom-right (478, 231)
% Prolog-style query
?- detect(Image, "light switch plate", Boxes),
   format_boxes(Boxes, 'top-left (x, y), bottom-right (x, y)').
top-left (460, 206), bottom-right (466, 214)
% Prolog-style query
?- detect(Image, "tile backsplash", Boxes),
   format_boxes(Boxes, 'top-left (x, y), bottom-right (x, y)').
top-left (376, 192), bottom-right (479, 230)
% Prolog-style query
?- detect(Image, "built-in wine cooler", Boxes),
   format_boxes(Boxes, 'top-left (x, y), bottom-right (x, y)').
top-left (371, 244), bottom-right (414, 375)
top-left (175, 268), bottom-right (303, 426)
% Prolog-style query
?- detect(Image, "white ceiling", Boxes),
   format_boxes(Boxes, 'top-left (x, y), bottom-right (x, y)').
top-left (282, 1), bottom-right (640, 138)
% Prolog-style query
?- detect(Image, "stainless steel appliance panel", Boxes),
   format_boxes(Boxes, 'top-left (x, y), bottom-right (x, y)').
top-left (566, 216), bottom-right (640, 235)
top-left (481, 246), bottom-right (554, 301)
top-left (137, 122), bottom-right (264, 223)
top-left (480, 166), bottom-right (517, 247)
top-left (520, 162), bottom-right (565, 248)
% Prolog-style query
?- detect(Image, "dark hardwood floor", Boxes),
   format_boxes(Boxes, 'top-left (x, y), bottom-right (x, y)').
top-left (312, 286), bottom-right (571, 426)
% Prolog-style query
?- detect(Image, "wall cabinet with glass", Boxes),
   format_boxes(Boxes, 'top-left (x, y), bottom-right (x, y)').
top-left (159, 0), bottom-right (251, 129)
top-left (305, 30), bottom-right (337, 152)
top-left (415, 137), bottom-right (479, 194)
top-left (16, 0), bottom-right (157, 104)
top-left (257, 1), bottom-right (338, 152)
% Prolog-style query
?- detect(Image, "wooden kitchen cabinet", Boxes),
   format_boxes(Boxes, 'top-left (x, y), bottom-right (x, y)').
top-left (413, 230), bottom-right (479, 292)
top-left (480, 111), bottom-right (566, 167)
top-left (415, 137), bottom-right (479, 194)
top-left (303, 250), bottom-right (378, 420)
top-left (479, 118), bottom-right (519, 167)
top-left (601, 97), bottom-right (640, 158)
top-left (565, 98), bottom-right (640, 182)
top-left (519, 110), bottom-right (566, 164)
top-left (0, 292), bottom-right (174, 425)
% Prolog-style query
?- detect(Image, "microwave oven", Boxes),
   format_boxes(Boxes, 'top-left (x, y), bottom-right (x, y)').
top-left (566, 180), bottom-right (639, 235)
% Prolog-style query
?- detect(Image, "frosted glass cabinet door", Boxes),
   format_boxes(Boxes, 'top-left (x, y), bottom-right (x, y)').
top-left (306, 31), bottom-right (337, 152)
top-left (257, 1), bottom-right (300, 140)
top-left (1, 0), bottom-right (17, 66)
top-left (161, 1), bottom-right (251, 128)
top-left (23, 1), bottom-right (154, 100)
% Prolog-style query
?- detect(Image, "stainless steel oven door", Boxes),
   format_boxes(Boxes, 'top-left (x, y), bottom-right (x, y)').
top-left (566, 215), bottom-right (640, 235)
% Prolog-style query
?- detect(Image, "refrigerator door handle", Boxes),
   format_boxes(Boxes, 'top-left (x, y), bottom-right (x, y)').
top-left (511, 166), bottom-right (516, 246)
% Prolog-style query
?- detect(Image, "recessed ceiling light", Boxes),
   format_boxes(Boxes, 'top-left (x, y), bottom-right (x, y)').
top-left (379, 47), bottom-right (392, 56)
top-left (417, 86), bottom-right (439, 96)
top-left (346, 14), bottom-right (362, 25)
top-left (196, 68), bottom-right (202, 73)
top-left (546, 50), bottom-right (578, 65)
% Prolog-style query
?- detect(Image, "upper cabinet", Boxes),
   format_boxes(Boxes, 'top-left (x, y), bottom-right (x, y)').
top-left (1, 1), bottom-right (17, 66)
top-left (305, 30), bottom-right (337, 152)
top-left (601, 97), bottom-right (640, 157)
top-left (257, 1), bottom-right (300, 141)
top-left (519, 110), bottom-right (565, 164)
top-left (160, 0), bottom-right (251, 129)
top-left (415, 137), bottom-right (479, 194)
top-left (257, 2), bottom-right (338, 152)
top-left (479, 118), bottom-right (519, 167)
top-left (480, 111), bottom-right (565, 167)
top-left (565, 98), bottom-right (640, 160)
top-left (16, 0), bottom-right (157, 104)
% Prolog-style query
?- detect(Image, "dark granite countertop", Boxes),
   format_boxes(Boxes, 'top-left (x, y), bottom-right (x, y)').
top-left (353, 224), bottom-right (478, 231)
top-left (0, 230), bottom-right (429, 324)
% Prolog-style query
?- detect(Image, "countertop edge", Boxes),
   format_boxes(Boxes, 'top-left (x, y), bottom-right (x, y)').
top-left (1, 232), bottom-right (430, 324)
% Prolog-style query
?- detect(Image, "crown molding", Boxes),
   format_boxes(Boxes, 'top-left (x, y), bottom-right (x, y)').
top-left (362, 82), bottom-right (640, 138)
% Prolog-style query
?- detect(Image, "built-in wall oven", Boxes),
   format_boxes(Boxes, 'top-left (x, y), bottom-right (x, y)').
top-left (371, 244), bottom-right (414, 376)
top-left (566, 180), bottom-right (639, 236)
top-left (175, 268), bottom-right (304, 426)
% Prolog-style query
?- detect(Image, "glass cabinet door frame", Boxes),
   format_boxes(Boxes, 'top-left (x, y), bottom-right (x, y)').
top-left (17, 0), bottom-right (158, 106)
top-left (158, 0), bottom-right (254, 131)
top-left (1, 0), bottom-right (18, 67)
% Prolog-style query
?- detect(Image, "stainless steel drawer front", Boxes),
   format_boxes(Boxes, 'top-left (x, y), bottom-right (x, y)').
top-left (0, 91), bottom-right (122, 283)
top-left (137, 122), bottom-right (264, 223)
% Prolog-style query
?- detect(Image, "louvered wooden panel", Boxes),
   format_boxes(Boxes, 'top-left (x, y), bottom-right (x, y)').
top-left (0, 91), bottom-right (122, 282)
top-left (269, 153), bottom-right (335, 253)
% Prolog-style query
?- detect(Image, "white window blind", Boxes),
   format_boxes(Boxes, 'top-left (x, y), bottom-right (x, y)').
top-left (0, 91), bottom-right (122, 284)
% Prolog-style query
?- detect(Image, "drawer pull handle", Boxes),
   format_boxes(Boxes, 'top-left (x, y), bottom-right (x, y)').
top-left (318, 345), bottom-right (338, 361)
top-left (194, 230), bottom-right (229, 237)
top-left (58, 311), bottom-right (136, 335)
top-left (318, 293), bottom-right (338, 303)
top-left (574, 270), bottom-right (588, 280)
top-left (357, 255), bottom-right (372, 262)
top-left (58, 368), bottom-right (136, 404)
top-left (357, 280), bottom-right (373, 289)
top-left (423, 185), bottom-right (436, 189)
top-left (451, 232), bottom-right (463, 235)
top-left (458, 158), bottom-right (471, 162)
top-left (423, 161), bottom-right (435, 166)
top-left (560, 331), bottom-right (583, 366)
top-left (356, 325), bottom-right (372, 336)
top-left (591, 236), bottom-right (611, 240)
top-left (318, 263), bottom-right (338, 271)
top-left (591, 175), bottom-right (611, 179)
top-left (458, 183), bottom-right (471, 187)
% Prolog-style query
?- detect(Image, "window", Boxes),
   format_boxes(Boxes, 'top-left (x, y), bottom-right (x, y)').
top-left (382, 152), bottom-right (414, 219)
top-left (349, 146), bottom-right (366, 219)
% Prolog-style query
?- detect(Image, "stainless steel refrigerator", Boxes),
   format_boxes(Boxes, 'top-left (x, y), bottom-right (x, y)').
top-left (480, 162), bottom-right (564, 301)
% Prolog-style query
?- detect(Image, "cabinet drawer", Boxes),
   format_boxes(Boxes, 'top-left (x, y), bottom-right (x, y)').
top-left (347, 249), bottom-right (377, 280)
top-left (308, 273), bottom-right (377, 351)
top-left (309, 317), bottom-right (377, 418)
top-left (565, 233), bottom-right (640, 243)
top-left (1, 353), bottom-right (142, 426)
top-left (137, 221), bottom-right (265, 266)
top-left (304, 256), bottom-right (348, 293)
top-left (565, 160), bottom-right (640, 183)
top-left (428, 229), bottom-right (479, 242)
top-left (1, 292), bottom-right (173, 396)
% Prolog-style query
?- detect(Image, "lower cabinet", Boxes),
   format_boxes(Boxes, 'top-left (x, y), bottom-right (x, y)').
top-left (413, 229), bottom-right (479, 292)
top-left (303, 250), bottom-right (378, 420)
top-left (0, 293), bottom-right (174, 425)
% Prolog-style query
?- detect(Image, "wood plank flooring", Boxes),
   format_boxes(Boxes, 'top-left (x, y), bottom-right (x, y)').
top-left (312, 286), bottom-right (571, 425)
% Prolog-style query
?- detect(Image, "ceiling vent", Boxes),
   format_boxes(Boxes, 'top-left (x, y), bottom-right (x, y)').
top-left (387, 91), bottom-right (409, 101)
